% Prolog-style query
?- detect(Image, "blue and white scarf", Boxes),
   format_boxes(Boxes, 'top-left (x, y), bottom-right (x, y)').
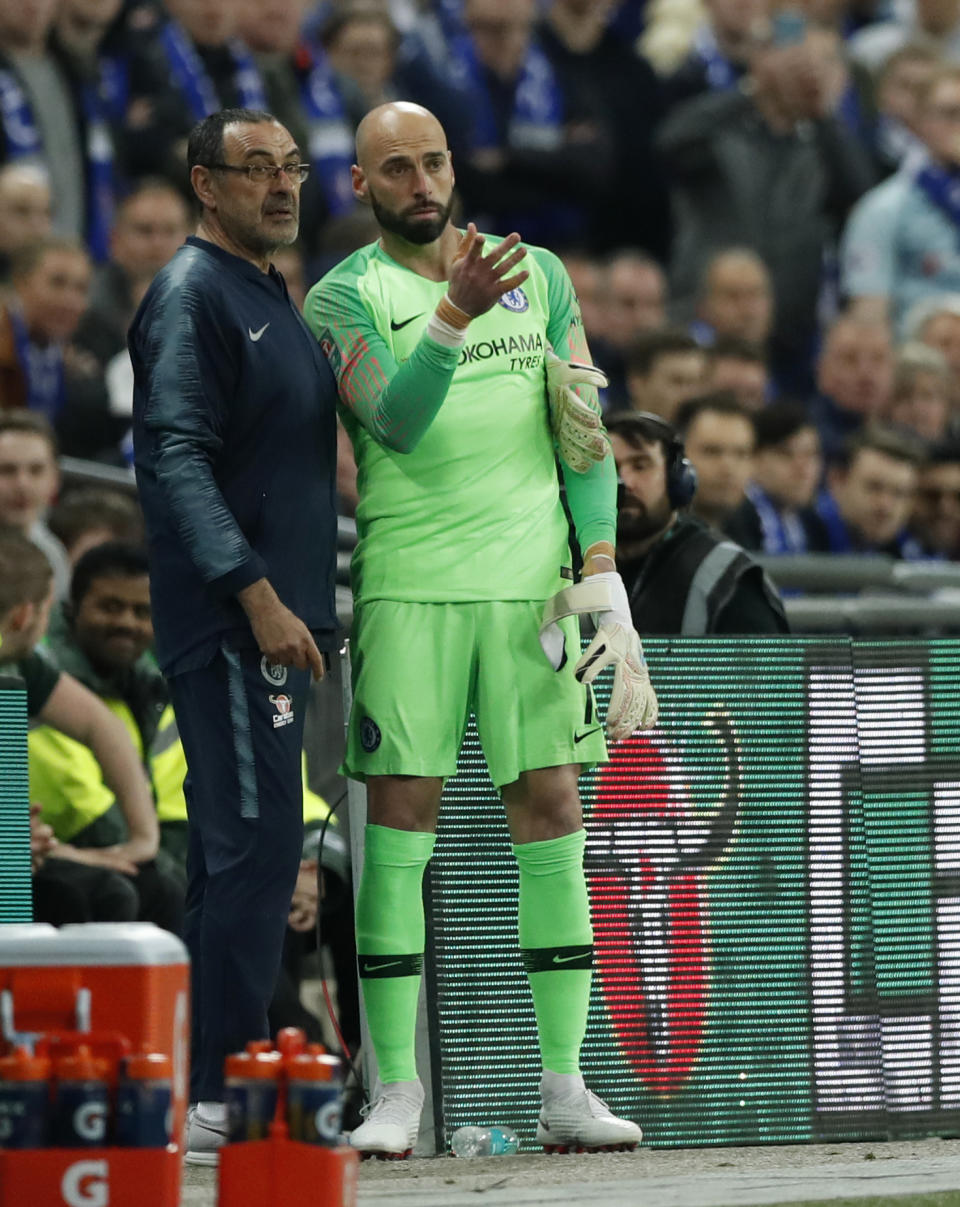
top-left (160, 21), bottom-right (267, 121)
top-left (448, 34), bottom-right (563, 152)
top-left (298, 47), bottom-right (354, 217)
top-left (9, 306), bottom-right (64, 422)
top-left (691, 24), bottom-right (738, 91)
top-left (0, 66), bottom-right (115, 262)
top-left (746, 483), bottom-right (810, 555)
top-left (915, 159), bottom-right (960, 231)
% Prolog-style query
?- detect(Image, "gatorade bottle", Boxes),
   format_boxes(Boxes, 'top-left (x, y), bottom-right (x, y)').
top-left (115, 1052), bottom-right (172, 1147)
top-left (53, 1046), bottom-right (110, 1147)
top-left (224, 1050), bottom-right (282, 1142)
top-left (286, 1051), bottom-right (342, 1146)
top-left (0, 1047), bottom-right (50, 1149)
top-left (275, 1027), bottom-right (307, 1061)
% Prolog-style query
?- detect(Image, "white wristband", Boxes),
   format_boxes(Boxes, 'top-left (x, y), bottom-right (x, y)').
top-left (425, 312), bottom-right (468, 349)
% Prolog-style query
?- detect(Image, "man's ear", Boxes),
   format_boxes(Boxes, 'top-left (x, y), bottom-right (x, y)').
top-left (190, 165), bottom-right (217, 212)
top-left (351, 163), bottom-right (368, 204)
top-left (3, 600), bottom-right (34, 636)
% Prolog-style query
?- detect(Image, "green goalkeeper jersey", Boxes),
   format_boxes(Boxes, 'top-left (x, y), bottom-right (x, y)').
top-left (303, 236), bottom-right (614, 605)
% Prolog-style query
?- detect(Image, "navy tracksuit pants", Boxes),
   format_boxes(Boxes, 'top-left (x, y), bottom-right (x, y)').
top-left (169, 643), bottom-right (312, 1101)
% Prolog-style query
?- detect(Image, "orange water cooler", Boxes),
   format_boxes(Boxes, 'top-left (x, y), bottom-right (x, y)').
top-left (0, 921), bottom-right (189, 1207)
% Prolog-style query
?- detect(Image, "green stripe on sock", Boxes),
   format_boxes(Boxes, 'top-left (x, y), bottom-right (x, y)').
top-left (355, 824), bottom-right (435, 1082)
top-left (513, 829), bottom-right (593, 1075)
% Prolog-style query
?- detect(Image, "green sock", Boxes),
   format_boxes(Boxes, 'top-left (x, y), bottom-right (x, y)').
top-left (355, 823), bottom-right (436, 1083)
top-left (513, 829), bottom-right (593, 1076)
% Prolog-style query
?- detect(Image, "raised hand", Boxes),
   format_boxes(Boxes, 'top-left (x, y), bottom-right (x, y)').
top-left (447, 222), bottom-right (529, 319)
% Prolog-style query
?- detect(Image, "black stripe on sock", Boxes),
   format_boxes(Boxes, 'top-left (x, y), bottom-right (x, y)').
top-left (357, 953), bottom-right (424, 979)
top-left (521, 945), bottom-right (593, 974)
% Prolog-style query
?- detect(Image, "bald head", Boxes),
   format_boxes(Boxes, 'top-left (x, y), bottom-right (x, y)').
top-left (352, 103), bottom-right (455, 246)
top-left (355, 102), bottom-right (446, 170)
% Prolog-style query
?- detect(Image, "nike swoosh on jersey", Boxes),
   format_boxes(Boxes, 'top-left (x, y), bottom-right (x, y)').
top-left (574, 726), bottom-right (602, 744)
top-left (552, 952), bottom-right (589, 964)
top-left (248, 323), bottom-right (270, 341)
top-left (390, 314), bottom-right (423, 331)
top-left (361, 959), bottom-right (402, 971)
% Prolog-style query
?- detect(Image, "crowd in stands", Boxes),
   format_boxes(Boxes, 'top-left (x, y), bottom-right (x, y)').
top-left (0, 0), bottom-right (956, 560)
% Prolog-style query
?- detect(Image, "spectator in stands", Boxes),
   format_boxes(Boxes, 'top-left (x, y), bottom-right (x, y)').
top-left (658, 27), bottom-right (875, 392)
top-left (849, 0), bottom-right (960, 74)
top-left (623, 328), bottom-right (706, 419)
top-left (50, 0), bottom-right (124, 262)
top-left (0, 529), bottom-right (140, 925)
top-left (690, 248), bottom-right (774, 351)
top-left (872, 44), bottom-right (940, 175)
top-left (0, 410), bottom-right (70, 598)
top-left (659, 0), bottom-right (769, 110)
top-left (734, 401), bottom-right (830, 553)
top-left (319, 5), bottom-right (401, 124)
top-left (591, 250), bottom-right (668, 398)
top-left (0, 528), bottom-right (172, 924)
top-left (119, 0), bottom-right (270, 184)
top-left (675, 390), bottom-right (756, 534)
top-left (808, 315), bottom-right (895, 460)
top-left (538, 0), bottom-right (671, 257)
top-left (905, 294), bottom-right (960, 402)
top-left (238, 0), bottom-right (364, 268)
top-left (67, 181), bottom-right (191, 462)
top-left (0, 238), bottom-right (93, 426)
top-left (602, 251), bottom-right (668, 345)
top-left (0, 163), bottom-right (51, 282)
top-left (884, 341), bottom-right (954, 444)
top-left (28, 541), bottom-right (185, 935)
top-left (47, 487), bottom-right (144, 565)
top-left (0, 0), bottom-right (117, 255)
top-left (606, 409), bottom-right (788, 634)
top-left (817, 425), bottom-right (925, 555)
top-left (446, 0), bottom-right (613, 249)
top-left (36, 540), bottom-right (348, 1042)
top-left (702, 336), bottom-right (771, 411)
top-left (842, 65), bottom-right (960, 332)
top-left (910, 439), bottom-right (960, 556)
top-left (561, 250), bottom-right (605, 343)
top-left (83, 180), bottom-right (191, 351)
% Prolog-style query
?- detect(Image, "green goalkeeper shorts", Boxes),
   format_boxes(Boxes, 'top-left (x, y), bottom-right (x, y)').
top-left (344, 599), bottom-right (608, 788)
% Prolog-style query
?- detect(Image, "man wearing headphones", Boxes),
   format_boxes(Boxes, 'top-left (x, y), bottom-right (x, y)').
top-left (605, 411), bottom-right (789, 635)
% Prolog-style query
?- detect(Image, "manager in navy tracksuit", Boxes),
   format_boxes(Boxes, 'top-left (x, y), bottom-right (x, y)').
top-left (129, 108), bottom-right (338, 1159)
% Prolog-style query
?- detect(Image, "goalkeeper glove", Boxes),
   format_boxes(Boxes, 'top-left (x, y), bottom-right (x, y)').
top-left (539, 571), bottom-right (658, 742)
top-left (544, 348), bottom-right (609, 473)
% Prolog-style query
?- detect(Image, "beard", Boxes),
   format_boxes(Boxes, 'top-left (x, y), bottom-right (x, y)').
top-left (369, 188), bottom-right (454, 245)
top-left (617, 495), bottom-right (674, 544)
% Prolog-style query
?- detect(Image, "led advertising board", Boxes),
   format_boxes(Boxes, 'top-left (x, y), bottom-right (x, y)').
top-left (425, 639), bottom-right (960, 1148)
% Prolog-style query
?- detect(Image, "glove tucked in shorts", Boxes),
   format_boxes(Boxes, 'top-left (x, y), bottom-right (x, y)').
top-left (344, 599), bottom-right (608, 789)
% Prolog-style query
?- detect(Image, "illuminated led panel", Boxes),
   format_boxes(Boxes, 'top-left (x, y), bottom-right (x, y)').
top-left (428, 638), bottom-right (811, 1147)
top-left (425, 639), bottom-right (960, 1148)
top-left (0, 677), bottom-right (31, 922)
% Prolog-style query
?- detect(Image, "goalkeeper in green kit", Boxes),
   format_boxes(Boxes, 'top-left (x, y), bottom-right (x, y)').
top-left (303, 101), bottom-right (658, 1159)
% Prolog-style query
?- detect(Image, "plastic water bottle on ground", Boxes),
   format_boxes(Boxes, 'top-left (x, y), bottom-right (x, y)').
top-left (450, 1125), bottom-right (520, 1156)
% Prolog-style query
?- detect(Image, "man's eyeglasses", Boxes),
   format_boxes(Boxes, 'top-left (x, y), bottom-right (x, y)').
top-left (208, 162), bottom-right (310, 184)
